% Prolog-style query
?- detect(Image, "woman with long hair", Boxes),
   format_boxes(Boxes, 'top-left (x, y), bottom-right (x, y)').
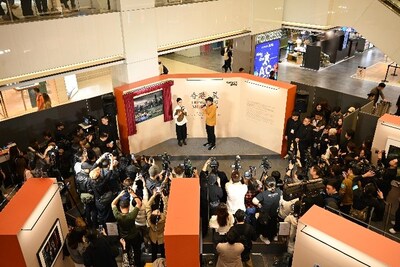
top-left (209, 203), bottom-right (234, 245)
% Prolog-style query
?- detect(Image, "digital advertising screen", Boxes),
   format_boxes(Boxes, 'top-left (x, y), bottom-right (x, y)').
top-left (253, 39), bottom-right (280, 78)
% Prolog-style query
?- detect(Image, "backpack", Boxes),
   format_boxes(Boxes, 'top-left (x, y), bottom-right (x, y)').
top-left (220, 46), bottom-right (225, 56)
top-left (162, 65), bottom-right (169, 74)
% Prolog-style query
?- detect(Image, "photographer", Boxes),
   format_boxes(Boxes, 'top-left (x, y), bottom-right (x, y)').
top-left (226, 170), bottom-right (247, 214)
top-left (376, 152), bottom-right (398, 200)
top-left (200, 157), bottom-right (228, 237)
top-left (111, 189), bottom-right (143, 267)
top-left (146, 163), bottom-right (163, 197)
top-left (252, 176), bottom-right (282, 245)
top-left (88, 152), bottom-right (116, 228)
top-left (76, 162), bottom-right (97, 227)
top-left (352, 182), bottom-right (385, 222)
top-left (146, 188), bottom-right (169, 262)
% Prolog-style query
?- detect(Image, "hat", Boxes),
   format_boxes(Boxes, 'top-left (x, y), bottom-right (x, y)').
top-left (176, 97), bottom-right (182, 102)
top-left (205, 97), bottom-right (213, 102)
top-left (81, 162), bottom-right (93, 170)
top-left (149, 165), bottom-right (160, 177)
top-left (347, 107), bottom-right (356, 113)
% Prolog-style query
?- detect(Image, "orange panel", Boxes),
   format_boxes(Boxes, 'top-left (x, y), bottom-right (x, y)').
top-left (300, 206), bottom-right (400, 266)
top-left (164, 178), bottom-right (200, 267)
top-left (0, 178), bottom-right (54, 235)
top-left (379, 113), bottom-right (400, 126)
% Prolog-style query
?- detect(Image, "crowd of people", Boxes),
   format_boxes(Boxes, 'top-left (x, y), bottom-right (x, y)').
top-left (1, 87), bottom-right (399, 266)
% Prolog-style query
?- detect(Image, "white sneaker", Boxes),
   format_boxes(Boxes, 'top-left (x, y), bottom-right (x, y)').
top-left (259, 235), bottom-right (270, 245)
top-left (391, 220), bottom-right (395, 226)
top-left (389, 228), bottom-right (397, 234)
top-left (273, 236), bottom-right (278, 241)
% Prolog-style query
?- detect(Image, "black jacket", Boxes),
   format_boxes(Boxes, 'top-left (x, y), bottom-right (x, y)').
top-left (296, 124), bottom-right (314, 145)
top-left (285, 118), bottom-right (301, 139)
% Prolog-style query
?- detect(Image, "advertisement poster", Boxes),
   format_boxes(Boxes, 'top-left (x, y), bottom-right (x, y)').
top-left (134, 90), bottom-right (164, 124)
top-left (253, 39), bottom-right (280, 78)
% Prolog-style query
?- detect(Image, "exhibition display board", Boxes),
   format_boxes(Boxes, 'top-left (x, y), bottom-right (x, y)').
top-left (293, 206), bottom-right (400, 267)
top-left (114, 73), bottom-right (296, 155)
top-left (164, 178), bottom-right (200, 267)
top-left (0, 179), bottom-right (70, 267)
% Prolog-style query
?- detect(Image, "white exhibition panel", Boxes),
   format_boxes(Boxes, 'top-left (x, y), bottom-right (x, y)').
top-left (17, 181), bottom-right (68, 267)
top-left (155, 0), bottom-right (251, 49)
top-left (128, 77), bottom-right (288, 154)
top-left (251, 0), bottom-right (285, 35)
top-left (0, 13), bottom-right (124, 80)
top-left (239, 80), bottom-right (287, 154)
top-left (282, 0), bottom-right (331, 26)
top-left (371, 120), bottom-right (400, 165)
top-left (293, 222), bottom-right (385, 267)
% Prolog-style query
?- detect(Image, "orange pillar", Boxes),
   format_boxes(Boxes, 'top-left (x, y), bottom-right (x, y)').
top-left (164, 178), bottom-right (200, 267)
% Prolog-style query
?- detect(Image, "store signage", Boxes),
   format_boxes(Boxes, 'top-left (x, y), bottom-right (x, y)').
top-left (255, 30), bottom-right (283, 44)
top-left (253, 39), bottom-right (280, 78)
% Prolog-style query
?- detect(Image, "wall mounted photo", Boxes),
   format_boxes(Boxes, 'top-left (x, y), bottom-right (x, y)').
top-left (37, 219), bottom-right (64, 267)
top-left (134, 90), bottom-right (164, 124)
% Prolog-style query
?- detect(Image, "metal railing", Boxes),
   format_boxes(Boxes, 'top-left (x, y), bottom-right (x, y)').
top-left (379, 0), bottom-right (400, 16)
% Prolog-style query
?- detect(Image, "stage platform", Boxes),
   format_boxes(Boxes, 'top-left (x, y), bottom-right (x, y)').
top-left (137, 137), bottom-right (280, 160)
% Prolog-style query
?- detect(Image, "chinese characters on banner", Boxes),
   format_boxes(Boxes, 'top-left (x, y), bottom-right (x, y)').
top-left (190, 91), bottom-right (219, 117)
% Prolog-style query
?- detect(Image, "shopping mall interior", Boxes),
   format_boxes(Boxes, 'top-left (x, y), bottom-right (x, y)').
top-left (1, 1), bottom-right (400, 267)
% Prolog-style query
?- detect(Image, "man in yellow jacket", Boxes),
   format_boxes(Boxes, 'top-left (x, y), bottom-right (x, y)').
top-left (203, 96), bottom-right (217, 150)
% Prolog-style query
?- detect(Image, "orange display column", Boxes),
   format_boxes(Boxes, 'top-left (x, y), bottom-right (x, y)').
top-left (164, 178), bottom-right (200, 267)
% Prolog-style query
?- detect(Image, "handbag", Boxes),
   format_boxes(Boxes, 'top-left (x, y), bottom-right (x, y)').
top-left (349, 206), bottom-right (368, 222)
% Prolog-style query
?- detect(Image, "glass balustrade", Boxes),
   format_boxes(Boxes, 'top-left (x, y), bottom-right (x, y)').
top-left (0, 0), bottom-right (118, 24)
top-left (155, 0), bottom-right (218, 8)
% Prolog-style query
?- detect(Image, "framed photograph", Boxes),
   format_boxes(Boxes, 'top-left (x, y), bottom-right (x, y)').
top-left (134, 90), bottom-right (164, 124)
top-left (37, 219), bottom-right (64, 267)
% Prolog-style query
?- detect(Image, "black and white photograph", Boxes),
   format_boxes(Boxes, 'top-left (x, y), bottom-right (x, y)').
top-left (134, 90), bottom-right (164, 124)
top-left (37, 219), bottom-right (63, 267)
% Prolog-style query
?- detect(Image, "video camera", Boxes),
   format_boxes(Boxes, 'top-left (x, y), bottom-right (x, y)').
top-left (180, 157), bottom-right (194, 177)
top-left (158, 152), bottom-right (171, 171)
top-left (350, 159), bottom-right (385, 178)
top-left (231, 155), bottom-right (242, 171)
top-left (282, 178), bottom-right (325, 201)
top-left (260, 156), bottom-right (272, 171)
top-left (244, 166), bottom-right (256, 179)
top-left (209, 157), bottom-right (219, 171)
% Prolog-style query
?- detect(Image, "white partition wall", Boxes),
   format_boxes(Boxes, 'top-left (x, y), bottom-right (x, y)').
top-left (239, 80), bottom-right (288, 153)
top-left (115, 74), bottom-right (296, 154)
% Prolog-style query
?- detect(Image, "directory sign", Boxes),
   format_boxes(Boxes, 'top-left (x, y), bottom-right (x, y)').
top-left (253, 39), bottom-right (280, 78)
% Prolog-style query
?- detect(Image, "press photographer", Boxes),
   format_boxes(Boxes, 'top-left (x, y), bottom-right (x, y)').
top-left (87, 152), bottom-right (118, 229)
top-left (199, 157), bottom-right (228, 237)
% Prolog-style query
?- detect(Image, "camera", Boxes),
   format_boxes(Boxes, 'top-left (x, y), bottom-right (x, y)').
top-left (157, 152), bottom-right (171, 171)
top-left (180, 157), bottom-right (194, 177)
top-left (209, 157), bottom-right (219, 170)
top-left (260, 156), bottom-right (272, 171)
top-left (231, 155), bottom-right (242, 171)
